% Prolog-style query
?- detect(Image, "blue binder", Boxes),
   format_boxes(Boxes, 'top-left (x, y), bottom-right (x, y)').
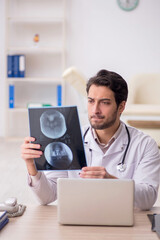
top-left (57, 85), bottom-right (62, 106)
top-left (9, 85), bottom-right (14, 108)
top-left (7, 55), bottom-right (13, 77)
top-left (13, 55), bottom-right (19, 77)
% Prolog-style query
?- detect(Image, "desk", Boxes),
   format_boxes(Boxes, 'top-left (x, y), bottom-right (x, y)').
top-left (0, 205), bottom-right (160, 240)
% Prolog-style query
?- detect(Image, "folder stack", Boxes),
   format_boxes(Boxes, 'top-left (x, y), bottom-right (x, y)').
top-left (0, 211), bottom-right (9, 231)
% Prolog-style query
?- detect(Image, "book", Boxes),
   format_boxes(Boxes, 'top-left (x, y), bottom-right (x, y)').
top-left (0, 211), bottom-right (8, 223)
top-left (0, 211), bottom-right (9, 231)
top-left (0, 218), bottom-right (9, 231)
top-left (28, 106), bottom-right (87, 171)
top-left (9, 85), bottom-right (14, 108)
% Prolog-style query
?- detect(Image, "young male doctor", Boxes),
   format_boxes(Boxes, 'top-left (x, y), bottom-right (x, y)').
top-left (21, 69), bottom-right (160, 210)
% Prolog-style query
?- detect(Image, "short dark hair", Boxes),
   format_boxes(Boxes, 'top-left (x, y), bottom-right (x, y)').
top-left (86, 69), bottom-right (128, 107)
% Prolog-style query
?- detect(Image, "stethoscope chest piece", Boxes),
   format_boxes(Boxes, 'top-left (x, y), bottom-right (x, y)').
top-left (117, 163), bottom-right (126, 172)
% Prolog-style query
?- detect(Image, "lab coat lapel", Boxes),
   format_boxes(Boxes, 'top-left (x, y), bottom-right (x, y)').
top-left (84, 127), bottom-right (102, 153)
top-left (106, 124), bottom-right (128, 156)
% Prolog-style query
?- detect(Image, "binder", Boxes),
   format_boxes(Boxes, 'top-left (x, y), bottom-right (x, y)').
top-left (19, 55), bottom-right (25, 77)
top-left (57, 85), bottom-right (62, 106)
top-left (9, 85), bottom-right (14, 108)
top-left (13, 55), bottom-right (19, 77)
top-left (7, 55), bottom-right (13, 77)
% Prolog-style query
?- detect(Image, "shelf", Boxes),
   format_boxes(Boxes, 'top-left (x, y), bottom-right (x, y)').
top-left (7, 47), bottom-right (63, 54)
top-left (8, 17), bottom-right (64, 23)
top-left (7, 77), bottom-right (62, 84)
top-left (8, 0), bottom-right (65, 20)
top-left (8, 108), bottom-right (27, 113)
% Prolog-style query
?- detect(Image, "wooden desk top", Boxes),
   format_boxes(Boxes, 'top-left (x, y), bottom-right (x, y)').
top-left (0, 205), bottom-right (160, 240)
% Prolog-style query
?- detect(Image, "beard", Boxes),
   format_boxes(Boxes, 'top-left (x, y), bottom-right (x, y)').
top-left (89, 110), bottom-right (118, 130)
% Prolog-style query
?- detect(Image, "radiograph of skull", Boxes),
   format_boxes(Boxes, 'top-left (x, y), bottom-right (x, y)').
top-left (40, 109), bottom-right (66, 139)
top-left (44, 142), bottom-right (73, 169)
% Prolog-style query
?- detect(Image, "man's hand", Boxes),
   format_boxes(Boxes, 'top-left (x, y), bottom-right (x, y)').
top-left (79, 166), bottom-right (117, 179)
top-left (21, 137), bottom-right (43, 176)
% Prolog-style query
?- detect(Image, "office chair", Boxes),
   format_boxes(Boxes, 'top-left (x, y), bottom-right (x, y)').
top-left (122, 73), bottom-right (160, 147)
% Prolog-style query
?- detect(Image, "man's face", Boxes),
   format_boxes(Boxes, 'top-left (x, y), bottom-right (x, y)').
top-left (87, 85), bottom-right (125, 130)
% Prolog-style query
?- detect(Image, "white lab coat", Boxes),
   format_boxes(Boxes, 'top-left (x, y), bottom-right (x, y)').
top-left (28, 122), bottom-right (160, 210)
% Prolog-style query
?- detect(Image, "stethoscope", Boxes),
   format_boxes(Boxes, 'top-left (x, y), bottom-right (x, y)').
top-left (83, 124), bottom-right (131, 172)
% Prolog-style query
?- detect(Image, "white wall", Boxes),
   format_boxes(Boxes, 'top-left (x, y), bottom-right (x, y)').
top-left (64, 0), bottom-right (160, 114)
top-left (0, 0), bottom-right (160, 137)
top-left (66, 0), bottom-right (160, 79)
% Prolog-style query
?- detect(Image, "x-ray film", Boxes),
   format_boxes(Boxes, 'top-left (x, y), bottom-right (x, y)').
top-left (28, 106), bottom-right (87, 171)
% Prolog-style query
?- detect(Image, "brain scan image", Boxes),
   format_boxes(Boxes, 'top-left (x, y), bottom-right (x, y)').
top-left (40, 109), bottom-right (66, 139)
top-left (44, 142), bottom-right (73, 169)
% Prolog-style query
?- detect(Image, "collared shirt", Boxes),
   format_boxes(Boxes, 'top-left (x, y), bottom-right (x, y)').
top-left (91, 123), bottom-right (123, 153)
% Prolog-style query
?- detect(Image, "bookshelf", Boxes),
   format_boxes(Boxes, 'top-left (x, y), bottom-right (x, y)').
top-left (5, 0), bottom-right (66, 138)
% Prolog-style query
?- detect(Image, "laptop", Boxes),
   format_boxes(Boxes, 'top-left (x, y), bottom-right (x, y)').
top-left (57, 178), bottom-right (134, 226)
